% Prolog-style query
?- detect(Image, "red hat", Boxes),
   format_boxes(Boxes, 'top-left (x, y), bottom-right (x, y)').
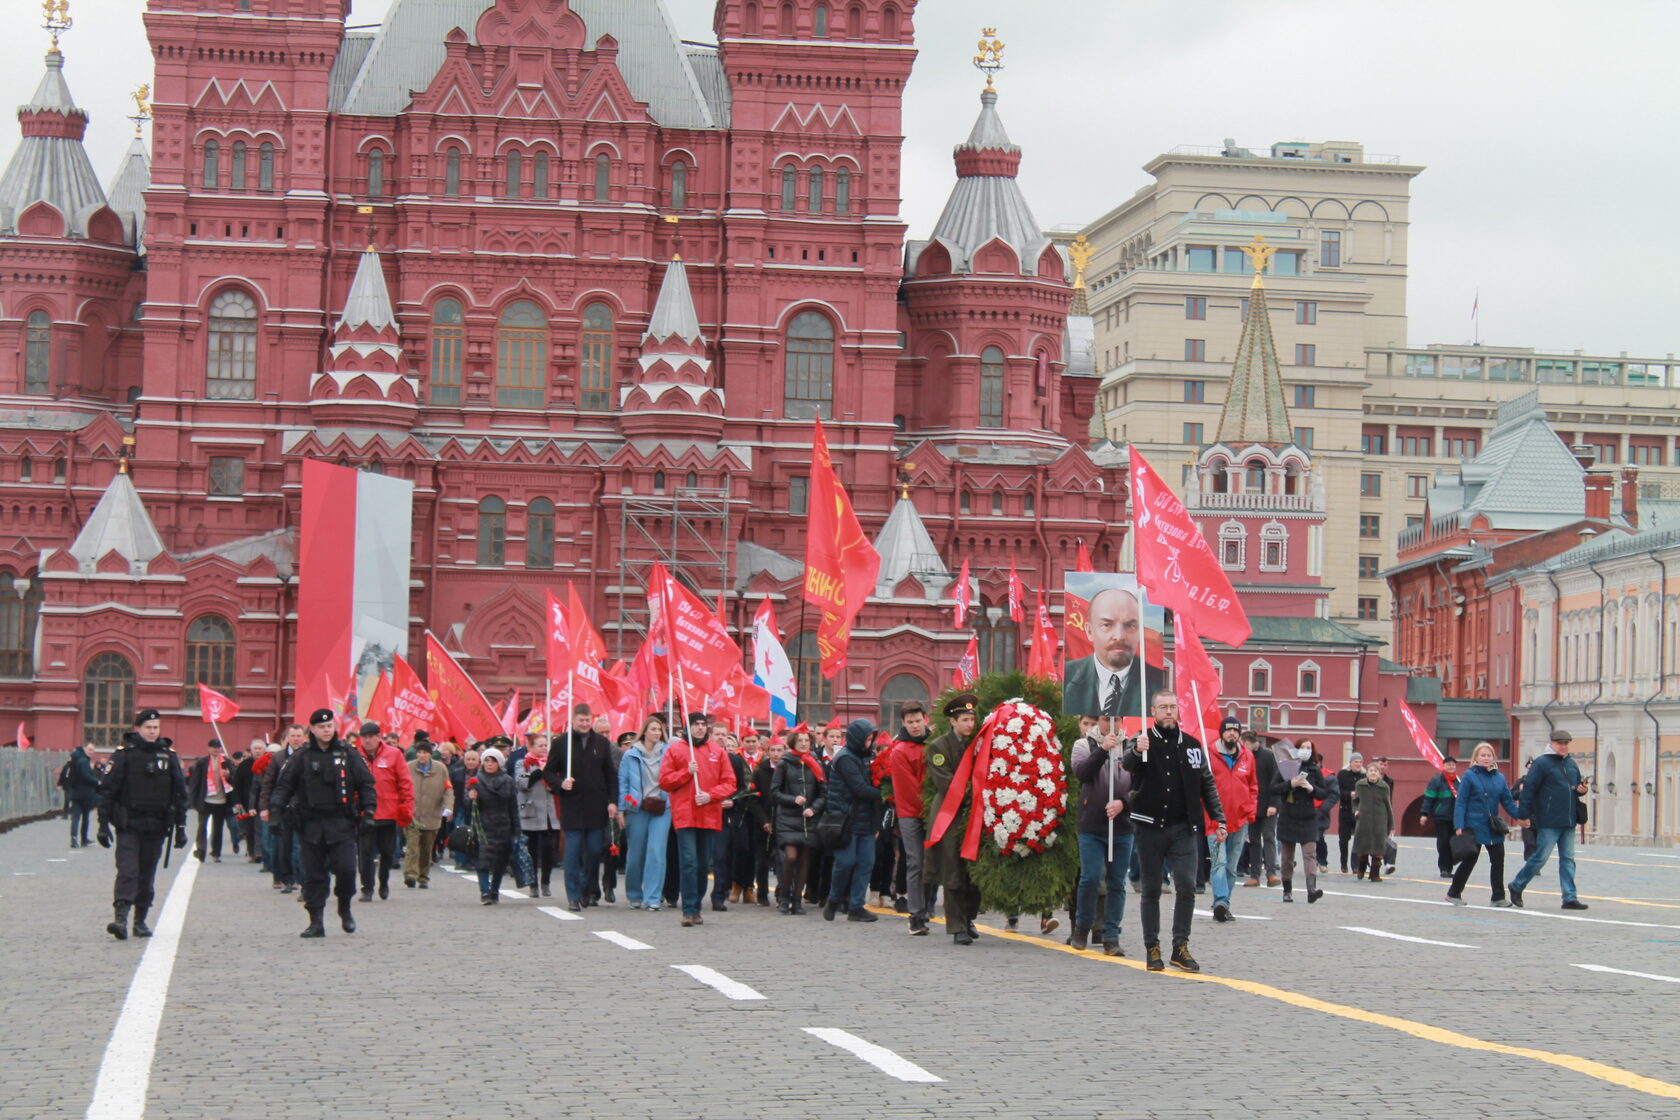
top-left (824, 717), bottom-right (842, 730)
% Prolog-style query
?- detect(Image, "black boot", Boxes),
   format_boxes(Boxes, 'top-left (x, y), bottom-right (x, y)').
top-left (107, 902), bottom-right (131, 941)
top-left (338, 899), bottom-right (356, 934)
top-left (300, 911), bottom-right (326, 938)
top-left (132, 906), bottom-right (153, 938)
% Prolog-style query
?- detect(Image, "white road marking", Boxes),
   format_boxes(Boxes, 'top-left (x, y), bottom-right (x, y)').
top-left (671, 964), bottom-right (765, 1001)
top-left (1317, 888), bottom-right (1680, 930)
top-left (1572, 963), bottom-right (1680, 985)
top-left (12, 871), bottom-right (37, 876)
top-left (802, 1028), bottom-right (942, 1083)
top-left (593, 930), bottom-right (652, 951)
top-left (47, 858), bottom-right (67, 863)
top-left (1194, 908), bottom-right (1273, 921)
top-left (1341, 925), bottom-right (1476, 949)
top-left (86, 858), bottom-right (200, 1120)
top-left (537, 905), bottom-right (583, 922)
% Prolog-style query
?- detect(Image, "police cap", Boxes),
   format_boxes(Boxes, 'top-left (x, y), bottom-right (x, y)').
top-left (308, 708), bottom-right (335, 726)
top-left (134, 709), bottom-right (161, 725)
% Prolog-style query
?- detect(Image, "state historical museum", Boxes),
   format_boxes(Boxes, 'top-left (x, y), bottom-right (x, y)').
top-left (0, 0), bottom-right (1123, 749)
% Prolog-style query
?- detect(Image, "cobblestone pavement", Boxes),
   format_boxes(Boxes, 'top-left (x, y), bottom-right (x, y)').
top-left (5, 817), bottom-right (1680, 1119)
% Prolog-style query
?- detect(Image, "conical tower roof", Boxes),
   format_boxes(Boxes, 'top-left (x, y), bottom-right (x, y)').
top-left (920, 88), bottom-right (1054, 277)
top-left (1214, 241), bottom-right (1294, 445)
top-left (873, 495), bottom-right (953, 598)
top-left (0, 49), bottom-right (107, 236)
top-left (105, 135), bottom-right (150, 249)
top-left (69, 468), bottom-right (165, 571)
top-left (638, 257), bottom-right (710, 384)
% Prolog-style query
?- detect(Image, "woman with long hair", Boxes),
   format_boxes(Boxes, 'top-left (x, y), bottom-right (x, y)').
top-left (769, 727), bottom-right (826, 915)
top-left (617, 714), bottom-right (671, 910)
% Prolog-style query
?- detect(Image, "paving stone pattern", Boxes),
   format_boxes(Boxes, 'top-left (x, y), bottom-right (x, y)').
top-left (3, 818), bottom-right (1679, 1119)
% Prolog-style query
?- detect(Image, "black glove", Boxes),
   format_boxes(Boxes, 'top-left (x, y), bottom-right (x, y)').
top-left (97, 823), bottom-right (113, 848)
top-left (173, 825), bottom-right (188, 849)
top-left (358, 816), bottom-right (375, 834)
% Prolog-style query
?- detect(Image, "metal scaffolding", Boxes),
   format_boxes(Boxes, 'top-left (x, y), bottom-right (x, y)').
top-left (611, 483), bottom-right (733, 660)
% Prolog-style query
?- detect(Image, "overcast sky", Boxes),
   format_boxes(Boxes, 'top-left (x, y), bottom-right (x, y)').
top-left (8, 0), bottom-right (1674, 357)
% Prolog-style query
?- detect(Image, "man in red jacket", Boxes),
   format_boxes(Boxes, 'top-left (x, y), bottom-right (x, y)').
top-left (886, 700), bottom-right (933, 934)
top-left (1206, 717), bottom-right (1258, 923)
top-left (354, 720), bottom-right (414, 901)
top-left (658, 711), bottom-right (738, 927)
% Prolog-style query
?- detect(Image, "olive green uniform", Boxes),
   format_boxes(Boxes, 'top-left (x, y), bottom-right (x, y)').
top-left (923, 728), bottom-right (982, 940)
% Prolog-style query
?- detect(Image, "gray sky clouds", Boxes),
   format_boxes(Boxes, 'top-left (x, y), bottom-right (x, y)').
top-left (9, 0), bottom-right (1673, 357)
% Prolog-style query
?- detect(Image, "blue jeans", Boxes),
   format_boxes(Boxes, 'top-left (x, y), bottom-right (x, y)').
top-left (622, 808), bottom-right (671, 907)
top-left (563, 828), bottom-right (605, 905)
top-left (1076, 831), bottom-right (1134, 943)
top-left (1511, 825), bottom-right (1577, 901)
top-left (1209, 824), bottom-right (1249, 907)
top-left (69, 802), bottom-right (93, 844)
top-left (828, 831), bottom-right (876, 910)
top-left (675, 828), bottom-right (716, 916)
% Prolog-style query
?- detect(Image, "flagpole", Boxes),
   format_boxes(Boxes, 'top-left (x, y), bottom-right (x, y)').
top-left (566, 670), bottom-right (574, 780)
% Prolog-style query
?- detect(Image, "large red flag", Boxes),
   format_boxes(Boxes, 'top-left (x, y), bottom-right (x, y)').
top-left (952, 558), bottom-right (972, 629)
top-left (386, 655), bottom-right (438, 741)
top-left (1025, 593), bottom-right (1060, 680)
top-left (365, 671), bottom-right (393, 728)
top-left (559, 582), bottom-right (610, 715)
top-left (953, 633), bottom-right (979, 689)
top-left (1006, 556), bottom-right (1024, 624)
top-left (804, 419), bottom-right (880, 678)
top-left (1129, 448), bottom-right (1252, 647)
top-left (424, 632), bottom-right (502, 744)
top-left (649, 562), bottom-right (742, 696)
top-left (1398, 700), bottom-right (1446, 773)
top-left (1173, 615), bottom-right (1223, 746)
top-left (197, 684), bottom-right (241, 725)
top-left (1076, 541), bottom-right (1095, 573)
top-left (498, 690), bottom-right (520, 737)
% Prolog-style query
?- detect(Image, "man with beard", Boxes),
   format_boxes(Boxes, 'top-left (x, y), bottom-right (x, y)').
top-left (1123, 691), bottom-right (1225, 972)
top-left (97, 709), bottom-right (188, 940)
top-left (271, 709), bottom-right (377, 938)
top-left (923, 694), bottom-right (984, 946)
top-left (1062, 588), bottom-right (1168, 718)
top-left (886, 700), bottom-right (934, 934)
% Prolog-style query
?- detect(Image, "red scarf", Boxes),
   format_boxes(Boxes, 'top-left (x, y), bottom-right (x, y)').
top-left (793, 750), bottom-right (826, 783)
top-left (207, 755), bottom-right (228, 797)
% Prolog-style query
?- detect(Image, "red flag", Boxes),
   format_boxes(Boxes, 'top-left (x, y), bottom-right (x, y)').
top-left (1173, 615), bottom-right (1223, 746)
top-left (1006, 557), bottom-right (1024, 624)
top-left (15, 722), bottom-right (29, 751)
top-left (1064, 589), bottom-right (1093, 663)
top-left (1025, 593), bottom-right (1060, 680)
top-left (365, 671), bottom-right (393, 728)
top-left (600, 661), bottom-right (647, 738)
top-left (1129, 448), bottom-right (1252, 647)
top-left (1076, 541), bottom-right (1095, 573)
top-left (424, 632), bottom-right (502, 744)
top-left (555, 582), bottom-right (609, 717)
top-left (803, 419), bottom-right (880, 678)
top-left (953, 633), bottom-right (979, 688)
top-left (386, 654), bottom-right (437, 741)
top-left (197, 684), bottom-right (241, 725)
top-left (952, 558), bottom-right (972, 629)
top-left (1398, 700), bottom-right (1446, 773)
top-left (498, 690), bottom-right (520, 737)
top-left (649, 562), bottom-right (743, 696)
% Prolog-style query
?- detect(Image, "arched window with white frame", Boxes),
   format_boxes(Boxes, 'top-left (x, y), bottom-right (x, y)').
top-left (1260, 520), bottom-right (1288, 571)
top-left (1218, 521), bottom-right (1246, 571)
top-left (1298, 659), bottom-right (1320, 697)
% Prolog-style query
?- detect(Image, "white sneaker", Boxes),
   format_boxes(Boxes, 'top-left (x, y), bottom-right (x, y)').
top-left (1447, 895), bottom-right (1467, 907)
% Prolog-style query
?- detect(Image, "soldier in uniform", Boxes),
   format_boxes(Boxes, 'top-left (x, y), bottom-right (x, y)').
top-left (923, 693), bottom-right (984, 946)
top-left (97, 709), bottom-right (188, 941)
top-left (270, 709), bottom-right (377, 938)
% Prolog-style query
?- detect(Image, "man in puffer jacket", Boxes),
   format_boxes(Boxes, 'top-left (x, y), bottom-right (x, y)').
top-left (1204, 717), bottom-right (1258, 923)
top-left (823, 719), bottom-right (883, 923)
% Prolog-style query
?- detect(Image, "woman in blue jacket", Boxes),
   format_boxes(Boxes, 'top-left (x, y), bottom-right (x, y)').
top-left (1447, 741), bottom-right (1522, 906)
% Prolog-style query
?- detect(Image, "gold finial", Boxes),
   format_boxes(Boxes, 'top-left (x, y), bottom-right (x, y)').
top-left (118, 434), bottom-right (135, 476)
top-left (897, 460), bottom-right (917, 501)
top-left (42, 0), bottom-right (71, 52)
top-left (1068, 234), bottom-right (1093, 291)
top-left (1239, 235), bottom-right (1278, 289)
top-left (128, 83), bottom-right (151, 137)
top-left (973, 28), bottom-right (1004, 89)
top-left (665, 213), bottom-right (682, 262)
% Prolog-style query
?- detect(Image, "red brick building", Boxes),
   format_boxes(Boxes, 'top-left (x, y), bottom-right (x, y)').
top-left (0, 1), bottom-right (1122, 749)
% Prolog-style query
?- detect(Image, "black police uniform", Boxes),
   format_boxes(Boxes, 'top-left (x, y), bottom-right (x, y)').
top-left (98, 729), bottom-right (188, 940)
top-left (270, 734), bottom-right (377, 937)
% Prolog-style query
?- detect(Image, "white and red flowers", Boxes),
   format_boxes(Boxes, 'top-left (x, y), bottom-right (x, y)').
top-left (977, 699), bottom-right (1068, 857)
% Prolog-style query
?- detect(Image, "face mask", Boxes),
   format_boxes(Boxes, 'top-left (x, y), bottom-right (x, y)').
top-left (1295, 747), bottom-right (1312, 762)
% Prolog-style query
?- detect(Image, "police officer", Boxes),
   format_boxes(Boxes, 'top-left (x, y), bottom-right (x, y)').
top-left (97, 708), bottom-right (188, 941)
top-left (270, 709), bottom-right (377, 938)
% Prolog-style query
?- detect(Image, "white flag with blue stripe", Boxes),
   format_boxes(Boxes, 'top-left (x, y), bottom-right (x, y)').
top-left (752, 599), bottom-right (798, 725)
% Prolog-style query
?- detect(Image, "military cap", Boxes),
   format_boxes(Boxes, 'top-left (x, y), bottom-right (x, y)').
top-left (943, 693), bottom-right (979, 718)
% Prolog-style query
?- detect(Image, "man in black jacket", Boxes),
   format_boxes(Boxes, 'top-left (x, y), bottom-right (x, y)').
top-left (1242, 732), bottom-right (1280, 887)
top-left (1334, 753), bottom-right (1364, 873)
top-left (270, 709), bottom-right (377, 938)
top-left (97, 709), bottom-right (189, 940)
top-left (542, 703), bottom-right (620, 911)
top-left (1122, 690), bottom-right (1224, 973)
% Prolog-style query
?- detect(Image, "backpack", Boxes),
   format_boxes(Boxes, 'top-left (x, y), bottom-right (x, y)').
top-left (57, 760), bottom-right (73, 789)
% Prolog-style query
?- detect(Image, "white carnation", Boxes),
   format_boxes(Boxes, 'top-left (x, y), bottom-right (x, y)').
top-left (1036, 757), bottom-right (1054, 775)
top-left (1006, 717), bottom-right (1025, 733)
top-left (1001, 809), bottom-right (1023, 831)
top-left (1018, 793), bottom-right (1038, 813)
top-left (1036, 777), bottom-right (1056, 796)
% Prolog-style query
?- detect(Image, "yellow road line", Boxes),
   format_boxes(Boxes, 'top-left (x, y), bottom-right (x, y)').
top-left (1395, 876), bottom-right (1680, 910)
top-left (877, 908), bottom-right (1680, 1102)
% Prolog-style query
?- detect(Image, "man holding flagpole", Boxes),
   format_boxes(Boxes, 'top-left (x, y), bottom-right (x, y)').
top-left (188, 739), bottom-right (236, 863)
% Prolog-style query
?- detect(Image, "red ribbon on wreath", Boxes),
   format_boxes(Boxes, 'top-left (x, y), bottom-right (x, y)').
top-left (924, 712), bottom-right (1002, 862)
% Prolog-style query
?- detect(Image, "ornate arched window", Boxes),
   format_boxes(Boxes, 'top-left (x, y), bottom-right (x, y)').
top-left (653, 470), bottom-right (666, 492)
top-left (578, 301), bottom-right (615, 411)
top-left (478, 497), bottom-right (507, 568)
top-left (367, 148), bottom-right (385, 197)
top-left (876, 673), bottom-right (927, 730)
top-left (979, 345), bottom-right (1005, 427)
top-left (783, 311), bottom-right (834, 419)
top-left (1260, 521), bottom-right (1288, 571)
top-left (258, 142), bottom-right (275, 191)
top-left (669, 160), bottom-right (688, 209)
top-left (444, 147), bottom-right (463, 196)
top-left (808, 165), bottom-right (824, 212)
top-left (202, 139), bottom-right (220, 189)
top-left (593, 153), bottom-right (611, 201)
top-left (533, 152), bottom-right (550, 198)
top-left (960, 490), bottom-right (971, 515)
top-left (230, 141), bottom-right (248, 190)
top-left (835, 168), bottom-right (851, 214)
top-left (1218, 520), bottom-right (1246, 570)
top-left (429, 299), bottom-right (464, 405)
top-left (792, 631), bottom-right (833, 722)
top-left (82, 652), bottom-right (135, 749)
top-left (184, 614), bottom-right (236, 708)
top-left (504, 150), bottom-right (522, 197)
top-left (685, 471), bottom-right (698, 489)
top-left (846, 3), bottom-right (864, 38)
top-left (0, 571), bottom-right (43, 677)
top-left (780, 164), bottom-right (797, 211)
top-left (527, 498), bottom-right (554, 571)
top-left (1024, 491), bottom-right (1036, 516)
top-left (978, 601), bottom-right (1017, 675)
top-left (24, 311), bottom-right (50, 395)
top-left (495, 300), bottom-right (548, 408)
top-left (206, 290), bottom-right (258, 400)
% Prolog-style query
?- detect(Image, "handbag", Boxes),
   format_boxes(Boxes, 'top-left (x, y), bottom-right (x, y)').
top-left (447, 804), bottom-right (481, 858)
top-left (814, 809), bottom-right (848, 849)
top-left (1450, 831), bottom-right (1479, 863)
top-left (641, 794), bottom-right (666, 816)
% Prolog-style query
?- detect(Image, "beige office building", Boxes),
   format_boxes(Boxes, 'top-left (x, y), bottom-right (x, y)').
top-left (1080, 139), bottom-right (1680, 645)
